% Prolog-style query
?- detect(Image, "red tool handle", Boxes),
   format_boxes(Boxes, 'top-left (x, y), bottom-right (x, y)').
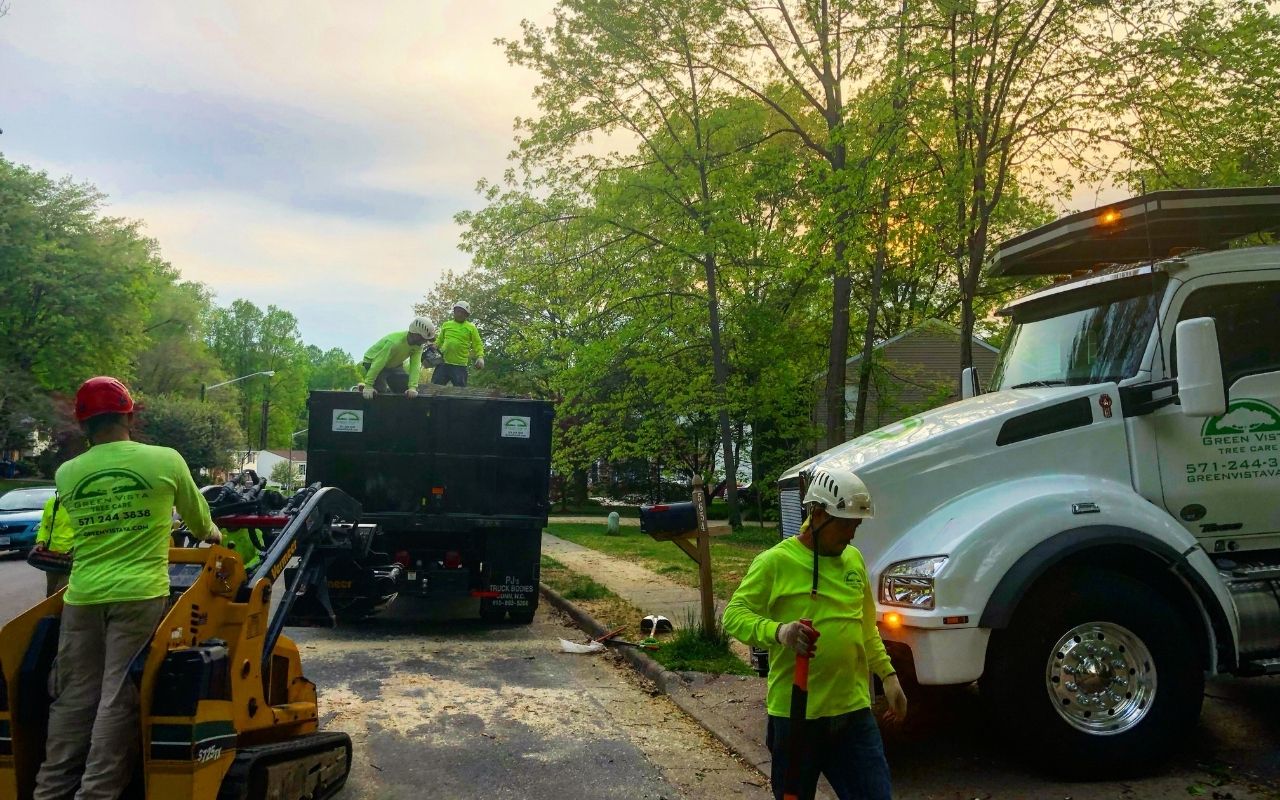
top-left (782, 617), bottom-right (817, 800)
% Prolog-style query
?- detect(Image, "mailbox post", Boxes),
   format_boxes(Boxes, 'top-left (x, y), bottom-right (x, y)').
top-left (639, 477), bottom-right (730, 637)
top-left (690, 476), bottom-right (716, 636)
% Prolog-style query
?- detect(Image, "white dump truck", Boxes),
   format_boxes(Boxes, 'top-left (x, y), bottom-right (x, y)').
top-left (778, 186), bottom-right (1280, 775)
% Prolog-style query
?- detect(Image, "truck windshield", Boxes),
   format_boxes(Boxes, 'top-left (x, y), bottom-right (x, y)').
top-left (991, 274), bottom-right (1168, 390)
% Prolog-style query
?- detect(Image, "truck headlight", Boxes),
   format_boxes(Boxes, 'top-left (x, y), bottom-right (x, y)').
top-left (880, 556), bottom-right (948, 610)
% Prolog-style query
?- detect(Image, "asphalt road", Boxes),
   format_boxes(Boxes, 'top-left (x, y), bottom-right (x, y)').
top-left (3, 553), bottom-right (1279, 799)
top-left (0, 555), bottom-right (768, 800)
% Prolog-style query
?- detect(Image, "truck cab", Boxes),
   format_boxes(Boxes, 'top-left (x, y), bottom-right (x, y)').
top-left (778, 187), bottom-right (1280, 775)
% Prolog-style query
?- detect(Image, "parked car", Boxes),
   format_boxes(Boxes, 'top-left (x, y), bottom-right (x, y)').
top-left (0, 486), bottom-right (55, 556)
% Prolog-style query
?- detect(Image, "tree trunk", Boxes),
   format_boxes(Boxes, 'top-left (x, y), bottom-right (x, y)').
top-left (570, 468), bottom-right (589, 506)
top-left (853, 183), bottom-right (894, 436)
top-left (702, 253), bottom-right (742, 527)
top-left (824, 251), bottom-right (852, 449)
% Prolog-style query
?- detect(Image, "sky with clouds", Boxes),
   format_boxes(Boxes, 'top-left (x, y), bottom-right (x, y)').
top-left (0, 1), bottom-right (555, 354)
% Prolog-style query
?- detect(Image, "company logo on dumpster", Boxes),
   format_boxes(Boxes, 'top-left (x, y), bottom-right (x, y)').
top-left (501, 415), bottom-right (531, 439)
top-left (332, 409), bottom-right (364, 433)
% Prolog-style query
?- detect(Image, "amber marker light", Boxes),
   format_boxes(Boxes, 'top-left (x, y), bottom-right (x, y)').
top-left (1099, 208), bottom-right (1121, 226)
top-left (884, 612), bottom-right (903, 629)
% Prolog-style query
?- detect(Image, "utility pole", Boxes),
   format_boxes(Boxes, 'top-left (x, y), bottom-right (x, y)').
top-left (258, 383), bottom-right (271, 450)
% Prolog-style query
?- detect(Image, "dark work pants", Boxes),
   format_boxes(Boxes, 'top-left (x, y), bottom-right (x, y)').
top-left (360, 360), bottom-right (410, 394)
top-left (767, 709), bottom-right (892, 800)
top-left (431, 364), bottom-right (468, 387)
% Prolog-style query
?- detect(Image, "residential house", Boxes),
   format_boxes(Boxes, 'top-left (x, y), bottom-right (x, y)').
top-left (815, 320), bottom-right (1001, 441)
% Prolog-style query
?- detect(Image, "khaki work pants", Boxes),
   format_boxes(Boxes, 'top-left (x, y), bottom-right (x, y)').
top-left (45, 572), bottom-right (68, 598)
top-left (34, 597), bottom-right (167, 800)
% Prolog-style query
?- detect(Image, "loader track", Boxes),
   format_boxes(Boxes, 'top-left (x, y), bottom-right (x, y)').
top-left (216, 731), bottom-right (351, 800)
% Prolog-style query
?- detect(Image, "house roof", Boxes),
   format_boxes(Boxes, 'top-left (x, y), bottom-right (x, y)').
top-left (262, 449), bottom-right (307, 460)
top-left (845, 319), bottom-right (999, 366)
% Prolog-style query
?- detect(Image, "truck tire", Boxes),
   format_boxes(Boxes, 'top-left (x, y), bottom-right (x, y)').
top-left (479, 601), bottom-right (507, 623)
top-left (983, 569), bottom-right (1203, 777)
top-left (509, 604), bottom-right (536, 625)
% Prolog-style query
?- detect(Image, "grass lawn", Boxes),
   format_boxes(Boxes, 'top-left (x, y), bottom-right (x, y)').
top-left (545, 522), bottom-right (779, 602)
top-left (541, 555), bottom-right (752, 675)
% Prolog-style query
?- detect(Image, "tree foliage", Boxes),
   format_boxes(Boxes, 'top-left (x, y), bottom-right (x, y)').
top-left (136, 394), bottom-right (243, 474)
top-left (427, 0), bottom-right (1276, 512)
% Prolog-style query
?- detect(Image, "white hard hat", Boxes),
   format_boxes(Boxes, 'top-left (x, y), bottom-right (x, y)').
top-left (453, 300), bottom-right (471, 314)
top-left (802, 465), bottom-right (873, 519)
top-left (408, 316), bottom-right (436, 338)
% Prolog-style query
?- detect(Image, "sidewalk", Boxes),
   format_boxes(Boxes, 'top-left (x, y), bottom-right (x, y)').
top-left (548, 514), bottom-right (778, 529)
top-left (542, 532), bottom-right (726, 623)
top-left (541, 532), bottom-right (800, 793)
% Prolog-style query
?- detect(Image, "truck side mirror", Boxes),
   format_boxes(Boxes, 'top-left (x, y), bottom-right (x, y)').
top-left (1175, 317), bottom-right (1227, 417)
top-left (961, 367), bottom-right (981, 400)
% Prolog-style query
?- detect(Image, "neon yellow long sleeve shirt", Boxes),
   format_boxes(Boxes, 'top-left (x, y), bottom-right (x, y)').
top-left (55, 441), bottom-right (215, 606)
top-left (722, 535), bottom-right (896, 720)
top-left (361, 331), bottom-right (423, 387)
top-left (434, 320), bottom-right (483, 367)
top-left (36, 495), bottom-right (76, 553)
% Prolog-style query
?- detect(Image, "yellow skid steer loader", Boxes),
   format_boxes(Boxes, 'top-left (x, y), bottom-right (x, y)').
top-left (0, 486), bottom-right (364, 800)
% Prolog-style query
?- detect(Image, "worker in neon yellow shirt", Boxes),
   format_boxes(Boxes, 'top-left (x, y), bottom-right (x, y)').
top-left (357, 316), bottom-right (438, 399)
top-left (431, 300), bottom-right (484, 387)
top-left (34, 494), bottom-right (75, 596)
top-left (722, 465), bottom-right (907, 800)
top-left (35, 376), bottom-right (222, 800)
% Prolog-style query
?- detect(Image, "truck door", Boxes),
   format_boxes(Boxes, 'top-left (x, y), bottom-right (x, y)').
top-left (1154, 276), bottom-right (1280, 543)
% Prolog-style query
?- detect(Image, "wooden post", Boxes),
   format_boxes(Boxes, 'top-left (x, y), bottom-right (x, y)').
top-left (691, 476), bottom-right (716, 637)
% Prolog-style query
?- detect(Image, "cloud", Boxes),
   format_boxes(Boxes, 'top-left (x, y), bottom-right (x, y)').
top-left (112, 190), bottom-right (464, 352)
top-left (0, 0), bottom-right (555, 353)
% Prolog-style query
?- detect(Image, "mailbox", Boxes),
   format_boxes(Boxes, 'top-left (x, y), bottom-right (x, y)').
top-left (639, 502), bottom-right (699, 541)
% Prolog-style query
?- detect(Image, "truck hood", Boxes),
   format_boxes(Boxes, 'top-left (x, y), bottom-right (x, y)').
top-left (781, 383), bottom-right (1133, 573)
top-left (783, 386), bottom-right (1099, 482)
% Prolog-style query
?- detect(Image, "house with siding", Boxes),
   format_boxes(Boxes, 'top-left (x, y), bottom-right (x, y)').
top-left (815, 320), bottom-right (1001, 441)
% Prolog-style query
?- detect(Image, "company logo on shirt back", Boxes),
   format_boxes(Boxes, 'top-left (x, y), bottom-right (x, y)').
top-left (69, 469), bottom-right (152, 502)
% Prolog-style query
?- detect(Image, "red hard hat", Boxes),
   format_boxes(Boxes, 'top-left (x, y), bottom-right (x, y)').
top-left (75, 377), bottom-right (135, 422)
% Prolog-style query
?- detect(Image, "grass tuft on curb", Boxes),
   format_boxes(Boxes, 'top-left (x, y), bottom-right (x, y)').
top-left (652, 624), bottom-right (754, 676)
top-left (541, 555), bottom-right (753, 676)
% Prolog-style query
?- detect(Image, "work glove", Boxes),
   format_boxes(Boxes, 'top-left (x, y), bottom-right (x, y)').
top-left (776, 620), bottom-right (820, 657)
top-left (203, 528), bottom-right (223, 546)
top-left (362, 385), bottom-right (375, 400)
top-left (405, 388), bottom-right (419, 399)
top-left (422, 346), bottom-right (443, 366)
top-left (475, 357), bottom-right (485, 370)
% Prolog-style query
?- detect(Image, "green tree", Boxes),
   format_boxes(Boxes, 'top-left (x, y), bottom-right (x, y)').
top-left (135, 276), bottom-right (224, 398)
top-left (269, 460), bottom-right (302, 492)
top-left (136, 394), bottom-right (243, 474)
top-left (205, 300), bottom-right (311, 450)
top-left (0, 156), bottom-right (163, 392)
top-left (306, 346), bottom-right (361, 391)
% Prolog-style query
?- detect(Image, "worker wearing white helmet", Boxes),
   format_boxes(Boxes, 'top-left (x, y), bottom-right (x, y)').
top-left (356, 317), bottom-right (438, 399)
top-left (431, 300), bottom-right (484, 388)
top-left (722, 464), bottom-right (906, 800)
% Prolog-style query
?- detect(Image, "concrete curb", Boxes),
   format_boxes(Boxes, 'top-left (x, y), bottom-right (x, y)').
top-left (540, 582), bottom-right (775, 778)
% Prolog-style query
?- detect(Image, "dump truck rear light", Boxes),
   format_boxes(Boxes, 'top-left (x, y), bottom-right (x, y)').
top-left (393, 550), bottom-right (411, 568)
top-left (471, 590), bottom-right (501, 599)
top-left (444, 551), bottom-right (462, 569)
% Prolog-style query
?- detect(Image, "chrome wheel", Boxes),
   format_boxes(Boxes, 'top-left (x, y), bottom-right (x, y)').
top-left (1045, 621), bottom-right (1156, 736)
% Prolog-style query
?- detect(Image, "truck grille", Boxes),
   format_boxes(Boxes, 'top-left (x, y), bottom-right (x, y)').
top-left (779, 489), bottom-right (803, 538)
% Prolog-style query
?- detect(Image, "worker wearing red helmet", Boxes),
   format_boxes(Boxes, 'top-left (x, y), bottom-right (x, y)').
top-left (35, 377), bottom-right (222, 800)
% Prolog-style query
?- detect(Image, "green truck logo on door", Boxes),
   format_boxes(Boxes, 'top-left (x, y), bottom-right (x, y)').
top-left (1186, 399), bottom-right (1280, 484)
top-left (1202, 399), bottom-right (1280, 440)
